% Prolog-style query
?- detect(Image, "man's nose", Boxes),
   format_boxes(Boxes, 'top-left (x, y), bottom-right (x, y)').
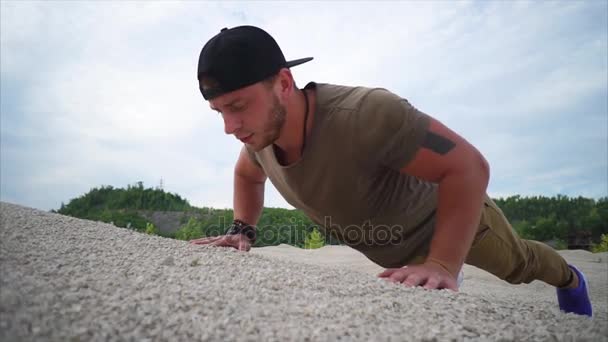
top-left (223, 114), bottom-right (241, 135)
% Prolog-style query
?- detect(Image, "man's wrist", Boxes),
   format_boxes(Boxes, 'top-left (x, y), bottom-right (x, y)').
top-left (425, 256), bottom-right (459, 278)
top-left (225, 219), bottom-right (257, 243)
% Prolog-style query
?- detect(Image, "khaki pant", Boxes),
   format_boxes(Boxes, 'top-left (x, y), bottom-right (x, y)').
top-left (462, 196), bottom-right (573, 287)
top-left (362, 196), bottom-right (573, 288)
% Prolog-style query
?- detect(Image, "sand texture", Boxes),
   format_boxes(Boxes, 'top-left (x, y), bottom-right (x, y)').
top-left (1, 202), bottom-right (606, 341)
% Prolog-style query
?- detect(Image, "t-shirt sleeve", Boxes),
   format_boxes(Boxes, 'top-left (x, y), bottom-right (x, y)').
top-left (354, 88), bottom-right (431, 170)
top-left (245, 146), bottom-right (263, 169)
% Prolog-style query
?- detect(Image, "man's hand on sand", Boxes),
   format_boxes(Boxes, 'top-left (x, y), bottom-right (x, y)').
top-left (189, 234), bottom-right (252, 252)
top-left (377, 262), bottom-right (458, 291)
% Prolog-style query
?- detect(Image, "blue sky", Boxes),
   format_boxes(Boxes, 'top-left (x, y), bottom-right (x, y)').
top-left (1, 1), bottom-right (607, 211)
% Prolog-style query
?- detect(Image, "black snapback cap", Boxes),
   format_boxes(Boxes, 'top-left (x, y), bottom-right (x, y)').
top-left (197, 25), bottom-right (313, 100)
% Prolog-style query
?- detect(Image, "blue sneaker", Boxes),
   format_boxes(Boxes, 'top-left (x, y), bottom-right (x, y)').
top-left (557, 265), bottom-right (592, 317)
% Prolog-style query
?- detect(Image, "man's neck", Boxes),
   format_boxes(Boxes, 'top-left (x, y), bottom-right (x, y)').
top-left (274, 88), bottom-right (315, 161)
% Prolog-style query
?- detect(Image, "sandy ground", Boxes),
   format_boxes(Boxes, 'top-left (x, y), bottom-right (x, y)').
top-left (252, 244), bottom-right (608, 321)
top-left (1, 202), bottom-right (606, 341)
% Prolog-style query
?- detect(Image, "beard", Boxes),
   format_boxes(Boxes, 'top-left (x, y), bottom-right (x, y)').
top-left (249, 93), bottom-right (286, 152)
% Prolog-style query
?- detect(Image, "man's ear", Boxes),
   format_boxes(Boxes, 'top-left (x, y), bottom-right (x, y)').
top-left (276, 68), bottom-right (295, 101)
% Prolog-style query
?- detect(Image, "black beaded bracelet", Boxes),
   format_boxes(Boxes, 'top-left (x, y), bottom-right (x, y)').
top-left (225, 219), bottom-right (257, 243)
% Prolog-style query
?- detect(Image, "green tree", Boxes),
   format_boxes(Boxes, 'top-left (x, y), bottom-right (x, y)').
top-left (532, 214), bottom-right (558, 241)
top-left (513, 220), bottom-right (533, 239)
top-left (583, 208), bottom-right (603, 236)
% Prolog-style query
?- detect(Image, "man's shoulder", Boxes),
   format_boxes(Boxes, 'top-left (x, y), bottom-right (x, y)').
top-left (311, 82), bottom-right (394, 111)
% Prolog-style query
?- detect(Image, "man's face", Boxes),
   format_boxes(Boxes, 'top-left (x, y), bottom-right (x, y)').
top-left (207, 81), bottom-right (286, 152)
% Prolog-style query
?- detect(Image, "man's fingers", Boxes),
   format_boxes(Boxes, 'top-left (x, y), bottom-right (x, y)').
top-left (377, 268), bottom-right (399, 278)
top-left (238, 239), bottom-right (251, 252)
top-left (386, 268), bottom-right (413, 284)
top-left (422, 277), bottom-right (441, 290)
top-left (441, 278), bottom-right (459, 292)
top-left (189, 236), bottom-right (222, 245)
top-left (421, 276), bottom-right (458, 291)
top-left (402, 274), bottom-right (424, 287)
top-left (189, 235), bottom-right (252, 252)
top-left (379, 264), bottom-right (460, 291)
top-left (190, 236), bottom-right (230, 247)
top-left (211, 236), bottom-right (234, 247)
top-left (212, 235), bottom-right (251, 251)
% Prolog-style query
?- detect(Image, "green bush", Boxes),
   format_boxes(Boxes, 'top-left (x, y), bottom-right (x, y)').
top-left (304, 228), bottom-right (325, 249)
top-left (174, 217), bottom-right (205, 241)
top-left (145, 222), bottom-right (158, 235)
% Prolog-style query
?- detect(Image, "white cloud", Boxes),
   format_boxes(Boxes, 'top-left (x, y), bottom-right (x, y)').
top-left (1, 1), bottom-right (606, 212)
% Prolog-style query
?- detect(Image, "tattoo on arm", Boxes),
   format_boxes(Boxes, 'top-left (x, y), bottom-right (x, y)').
top-left (422, 131), bottom-right (456, 155)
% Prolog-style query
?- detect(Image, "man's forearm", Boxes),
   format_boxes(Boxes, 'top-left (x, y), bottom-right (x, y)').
top-left (233, 173), bottom-right (265, 226)
top-left (426, 167), bottom-right (489, 276)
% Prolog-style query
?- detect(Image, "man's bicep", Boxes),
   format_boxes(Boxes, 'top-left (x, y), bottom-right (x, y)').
top-left (235, 146), bottom-right (267, 184)
top-left (399, 117), bottom-right (488, 183)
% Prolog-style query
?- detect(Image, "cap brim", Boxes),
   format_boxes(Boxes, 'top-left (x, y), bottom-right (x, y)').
top-left (286, 57), bottom-right (313, 68)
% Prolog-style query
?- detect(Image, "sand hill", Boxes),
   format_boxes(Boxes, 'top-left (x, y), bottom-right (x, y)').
top-left (1, 202), bottom-right (606, 341)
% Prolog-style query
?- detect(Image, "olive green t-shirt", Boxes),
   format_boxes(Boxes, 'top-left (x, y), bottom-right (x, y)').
top-left (248, 82), bottom-right (439, 268)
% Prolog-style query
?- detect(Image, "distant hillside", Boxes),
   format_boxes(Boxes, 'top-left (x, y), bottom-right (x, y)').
top-left (54, 183), bottom-right (608, 250)
top-left (494, 195), bottom-right (608, 246)
top-left (57, 181), bottom-right (190, 214)
top-left (53, 183), bottom-right (335, 247)
top-left (55, 182), bottom-right (192, 234)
